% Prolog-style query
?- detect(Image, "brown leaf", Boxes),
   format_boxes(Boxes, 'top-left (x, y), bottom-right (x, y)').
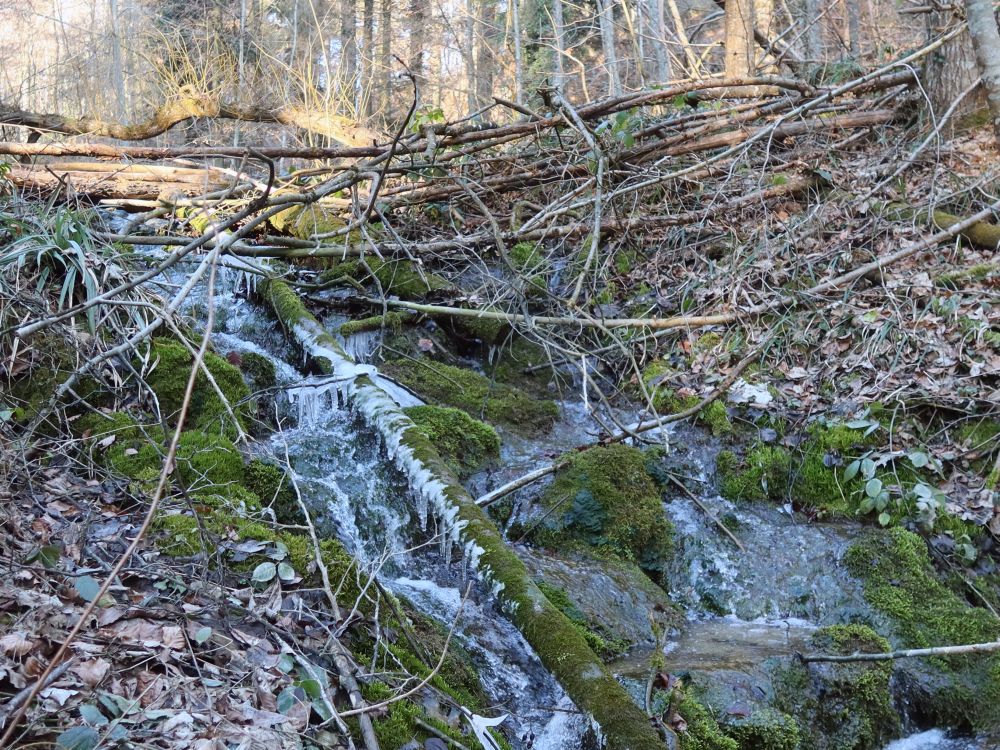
top-left (0, 632), bottom-right (34, 657)
top-left (72, 657), bottom-right (111, 687)
top-left (160, 626), bottom-right (185, 650)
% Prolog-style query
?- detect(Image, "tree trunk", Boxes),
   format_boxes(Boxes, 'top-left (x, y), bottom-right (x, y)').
top-left (552, 0), bottom-right (567, 93)
top-left (966, 0), bottom-right (1000, 139)
top-left (512, 0), bottom-right (524, 104)
top-left (649, 0), bottom-right (673, 83)
top-left (598, 0), bottom-right (622, 95)
top-left (409, 0), bottom-right (428, 90)
top-left (754, 0), bottom-right (776, 72)
top-left (361, 0), bottom-right (375, 114)
top-left (925, 8), bottom-right (984, 122)
top-left (725, 0), bottom-right (755, 77)
top-left (340, 0), bottom-right (358, 105)
top-left (806, 0), bottom-right (824, 61)
top-left (474, 0), bottom-right (498, 108)
top-left (846, 0), bottom-right (861, 57)
top-left (379, 0), bottom-right (392, 114)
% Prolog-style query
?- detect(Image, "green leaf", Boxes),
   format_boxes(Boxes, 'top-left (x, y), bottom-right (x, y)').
top-left (194, 627), bottom-right (212, 645)
top-left (908, 451), bottom-right (929, 468)
top-left (278, 562), bottom-right (295, 582)
top-left (252, 562), bottom-right (276, 583)
top-left (79, 704), bottom-right (108, 726)
top-left (57, 728), bottom-right (100, 750)
top-left (843, 460), bottom-right (860, 482)
top-left (865, 478), bottom-right (883, 498)
top-left (861, 458), bottom-right (876, 479)
top-left (277, 686), bottom-right (305, 714)
top-left (878, 512), bottom-right (891, 526)
top-left (859, 497), bottom-right (876, 514)
top-left (75, 575), bottom-right (102, 602)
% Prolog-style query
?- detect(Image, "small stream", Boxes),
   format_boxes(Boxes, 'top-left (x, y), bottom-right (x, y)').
top-left (106, 210), bottom-right (986, 749)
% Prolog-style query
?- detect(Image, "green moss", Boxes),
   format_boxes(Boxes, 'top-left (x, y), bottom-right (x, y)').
top-left (717, 446), bottom-right (791, 502)
top-left (244, 459), bottom-right (301, 524)
top-left (239, 352), bottom-right (276, 390)
top-left (641, 359), bottom-right (682, 413)
top-left (322, 257), bottom-right (451, 300)
top-left (536, 580), bottom-right (628, 660)
top-left (153, 513), bottom-right (203, 557)
top-left (954, 419), bottom-right (1000, 453)
top-left (143, 339), bottom-right (250, 438)
top-left (338, 312), bottom-right (407, 337)
top-left (699, 399), bottom-right (733, 437)
top-left (371, 699), bottom-right (420, 748)
top-left (676, 690), bottom-right (739, 750)
top-left (402, 405), bottom-right (500, 477)
top-left (722, 708), bottom-right (801, 750)
top-left (772, 624), bottom-right (896, 750)
top-left (845, 528), bottom-right (1000, 729)
top-left (382, 358), bottom-right (558, 434)
top-left (73, 411), bottom-right (147, 442)
top-left (535, 445), bottom-right (673, 575)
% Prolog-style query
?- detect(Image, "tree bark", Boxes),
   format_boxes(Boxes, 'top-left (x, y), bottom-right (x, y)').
top-left (965, 0), bottom-right (1000, 139)
top-left (340, 0), bottom-right (358, 105)
top-left (598, 0), bottom-right (622, 95)
top-left (379, 0), bottom-right (392, 114)
top-left (725, 0), bottom-right (756, 77)
top-left (552, 0), bottom-right (568, 93)
top-left (925, 8), bottom-right (984, 122)
top-left (361, 0), bottom-right (375, 114)
top-left (409, 0), bottom-right (428, 89)
top-left (474, 0), bottom-right (498, 108)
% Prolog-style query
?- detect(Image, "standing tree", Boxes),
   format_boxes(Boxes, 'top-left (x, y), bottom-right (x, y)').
top-left (725, 0), bottom-right (755, 77)
top-left (966, 0), bottom-right (1000, 139)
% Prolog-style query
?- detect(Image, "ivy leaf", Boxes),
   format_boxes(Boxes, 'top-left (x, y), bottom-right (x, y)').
top-left (878, 512), bottom-right (891, 526)
top-left (865, 478), bottom-right (883, 498)
top-left (57, 727), bottom-right (100, 750)
top-left (843, 460), bottom-right (860, 482)
top-left (278, 562), bottom-right (295, 582)
top-left (194, 627), bottom-right (212, 645)
top-left (908, 451), bottom-right (930, 468)
top-left (252, 562), bottom-right (276, 583)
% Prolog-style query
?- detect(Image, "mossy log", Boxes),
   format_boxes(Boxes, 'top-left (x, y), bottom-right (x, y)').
top-left (885, 202), bottom-right (1000, 251)
top-left (258, 278), bottom-right (671, 750)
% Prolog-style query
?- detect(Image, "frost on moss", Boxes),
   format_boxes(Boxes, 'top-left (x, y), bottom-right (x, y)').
top-left (319, 257), bottom-right (451, 300)
top-left (773, 624), bottom-right (897, 750)
top-left (845, 528), bottom-right (1000, 730)
top-left (402, 405), bottom-right (500, 477)
top-left (239, 351), bottom-right (277, 390)
top-left (143, 339), bottom-right (250, 438)
top-left (534, 445), bottom-right (673, 576)
top-left (382, 357), bottom-right (558, 434)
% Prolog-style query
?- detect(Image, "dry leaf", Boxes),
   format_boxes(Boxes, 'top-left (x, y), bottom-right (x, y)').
top-left (72, 657), bottom-right (111, 687)
top-left (0, 632), bottom-right (34, 657)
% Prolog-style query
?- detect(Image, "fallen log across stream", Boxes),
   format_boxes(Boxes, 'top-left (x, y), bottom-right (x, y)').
top-left (258, 278), bottom-right (676, 750)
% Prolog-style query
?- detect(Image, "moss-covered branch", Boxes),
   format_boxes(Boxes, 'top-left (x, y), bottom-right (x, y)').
top-left (258, 279), bottom-right (671, 750)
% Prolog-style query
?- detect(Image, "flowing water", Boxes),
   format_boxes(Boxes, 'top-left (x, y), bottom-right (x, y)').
top-left (107, 210), bottom-right (987, 749)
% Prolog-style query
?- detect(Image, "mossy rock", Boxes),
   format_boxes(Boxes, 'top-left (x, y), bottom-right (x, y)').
top-left (640, 360), bottom-right (733, 436)
top-left (845, 528), bottom-right (1000, 730)
top-left (717, 445), bottom-right (792, 502)
top-left (238, 351), bottom-right (277, 390)
top-left (675, 689), bottom-right (739, 750)
top-left (721, 707), bottom-right (801, 750)
top-left (143, 339), bottom-right (251, 438)
top-left (534, 444), bottom-right (673, 575)
top-left (382, 357), bottom-right (558, 434)
top-left (402, 405), bottom-right (500, 477)
top-left (244, 459), bottom-right (301, 524)
top-left (717, 423), bottom-right (874, 513)
top-left (772, 624), bottom-right (898, 750)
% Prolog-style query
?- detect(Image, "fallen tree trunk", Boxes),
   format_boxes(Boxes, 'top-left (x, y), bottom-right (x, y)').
top-left (0, 94), bottom-right (380, 146)
top-left (258, 278), bottom-right (672, 750)
top-left (886, 202), bottom-right (1000, 250)
top-left (9, 162), bottom-right (233, 200)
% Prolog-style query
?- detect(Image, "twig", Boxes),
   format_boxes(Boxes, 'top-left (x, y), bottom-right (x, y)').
top-left (799, 639), bottom-right (1000, 663)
